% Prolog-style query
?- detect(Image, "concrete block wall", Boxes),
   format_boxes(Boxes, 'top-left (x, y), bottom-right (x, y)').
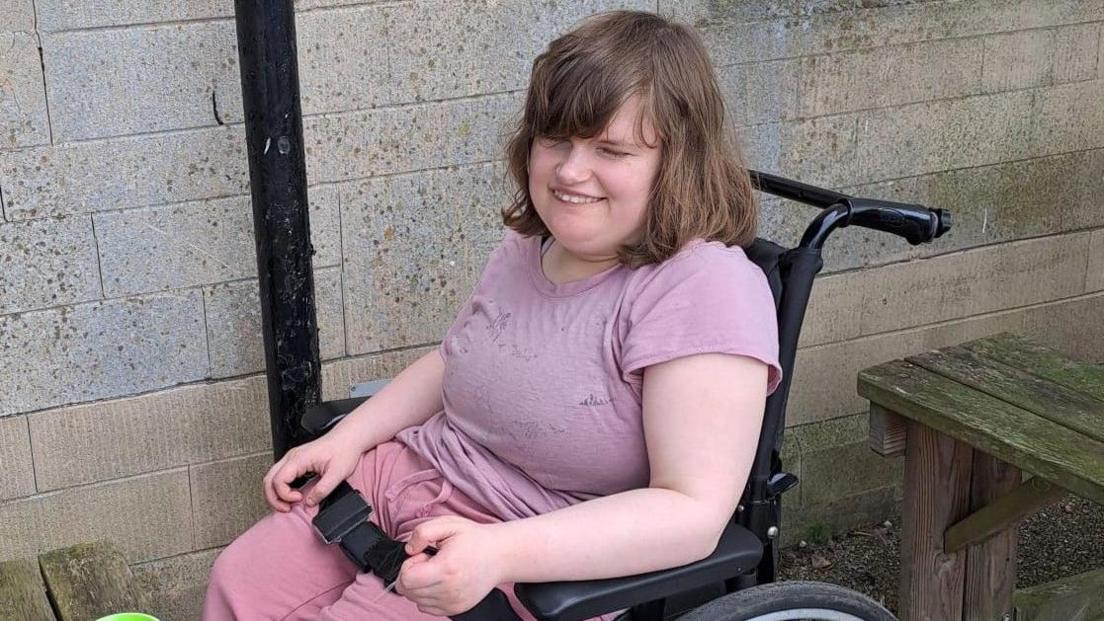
top-left (0, 1), bottom-right (1101, 617)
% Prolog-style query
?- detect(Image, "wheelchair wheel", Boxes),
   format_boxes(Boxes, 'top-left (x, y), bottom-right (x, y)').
top-left (676, 580), bottom-right (896, 621)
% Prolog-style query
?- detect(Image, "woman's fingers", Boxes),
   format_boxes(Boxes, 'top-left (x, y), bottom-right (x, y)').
top-left (272, 452), bottom-right (309, 503)
top-left (302, 466), bottom-right (340, 506)
top-left (262, 461), bottom-right (291, 512)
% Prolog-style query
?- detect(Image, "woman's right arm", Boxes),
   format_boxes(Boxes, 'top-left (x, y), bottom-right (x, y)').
top-left (263, 348), bottom-right (446, 511)
top-left (327, 347), bottom-right (447, 452)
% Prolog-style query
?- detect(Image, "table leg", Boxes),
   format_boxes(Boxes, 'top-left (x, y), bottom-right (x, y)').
top-left (900, 421), bottom-right (973, 621)
top-left (963, 452), bottom-right (1018, 621)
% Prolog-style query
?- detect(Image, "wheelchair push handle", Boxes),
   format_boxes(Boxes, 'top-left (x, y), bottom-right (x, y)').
top-left (843, 197), bottom-right (952, 245)
top-left (749, 170), bottom-right (952, 248)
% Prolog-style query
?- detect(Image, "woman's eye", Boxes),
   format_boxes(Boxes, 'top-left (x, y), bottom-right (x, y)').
top-left (598, 147), bottom-right (628, 158)
top-left (537, 136), bottom-right (565, 147)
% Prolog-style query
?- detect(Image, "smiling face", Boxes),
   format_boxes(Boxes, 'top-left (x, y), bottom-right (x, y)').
top-left (527, 96), bottom-right (662, 263)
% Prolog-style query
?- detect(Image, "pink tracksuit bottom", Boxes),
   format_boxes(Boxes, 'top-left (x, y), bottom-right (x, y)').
top-left (203, 441), bottom-right (617, 620)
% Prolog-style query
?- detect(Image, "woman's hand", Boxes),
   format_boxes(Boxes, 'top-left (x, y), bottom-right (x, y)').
top-left (261, 433), bottom-right (362, 512)
top-left (397, 517), bottom-right (509, 616)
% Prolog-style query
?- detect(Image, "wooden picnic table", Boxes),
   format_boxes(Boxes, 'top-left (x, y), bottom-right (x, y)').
top-left (858, 332), bottom-right (1104, 621)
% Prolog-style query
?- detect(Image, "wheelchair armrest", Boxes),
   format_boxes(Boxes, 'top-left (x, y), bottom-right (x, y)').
top-left (301, 396), bottom-right (371, 436)
top-left (514, 521), bottom-right (763, 621)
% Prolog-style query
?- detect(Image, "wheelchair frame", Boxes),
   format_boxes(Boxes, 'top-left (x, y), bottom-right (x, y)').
top-left (298, 170), bottom-right (951, 620)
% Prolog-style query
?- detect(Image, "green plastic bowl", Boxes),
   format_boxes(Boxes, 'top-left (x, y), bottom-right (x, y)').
top-left (94, 614), bottom-right (160, 621)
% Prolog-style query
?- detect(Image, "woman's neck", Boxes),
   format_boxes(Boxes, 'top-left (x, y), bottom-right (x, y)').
top-left (541, 240), bottom-right (619, 285)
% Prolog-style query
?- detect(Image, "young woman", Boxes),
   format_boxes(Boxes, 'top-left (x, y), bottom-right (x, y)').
top-left (204, 10), bottom-right (781, 620)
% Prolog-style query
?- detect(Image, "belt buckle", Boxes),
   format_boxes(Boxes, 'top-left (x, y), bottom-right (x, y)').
top-left (312, 488), bottom-right (373, 544)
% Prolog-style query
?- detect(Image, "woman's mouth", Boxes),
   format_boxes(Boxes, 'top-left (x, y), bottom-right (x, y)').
top-left (552, 189), bottom-right (604, 205)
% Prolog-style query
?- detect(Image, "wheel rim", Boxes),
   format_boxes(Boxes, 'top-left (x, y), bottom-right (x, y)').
top-left (743, 609), bottom-right (871, 621)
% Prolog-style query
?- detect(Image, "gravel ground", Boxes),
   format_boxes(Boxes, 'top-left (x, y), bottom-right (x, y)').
top-left (778, 494), bottom-right (1104, 614)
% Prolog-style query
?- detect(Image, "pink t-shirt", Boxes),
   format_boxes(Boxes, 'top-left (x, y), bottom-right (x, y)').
top-left (396, 229), bottom-right (781, 521)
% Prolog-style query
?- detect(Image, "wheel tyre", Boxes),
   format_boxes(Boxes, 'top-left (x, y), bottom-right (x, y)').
top-left (676, 580), bottom-right (896, 621)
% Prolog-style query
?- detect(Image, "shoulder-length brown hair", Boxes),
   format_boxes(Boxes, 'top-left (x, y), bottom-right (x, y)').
top-left (503, 10), bottom-right (757, 268)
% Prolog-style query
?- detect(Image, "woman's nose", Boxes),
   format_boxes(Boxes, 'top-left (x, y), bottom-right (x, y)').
top-left (555, 145), bottom-right (591, 184)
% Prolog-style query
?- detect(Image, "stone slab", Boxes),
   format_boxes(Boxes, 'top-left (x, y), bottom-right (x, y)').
top-left (294, 3), bottom-right (392, 116)
top-left (0, 415), bottom-right (34, 501)
top-left (307, 183), bottom-right (342, 269)
top-left (777, 113), bottom-right (861, 189)
top-left (0, 126), bottom-right (248, 221)
top-left (0, 291), bottom-right (208, 416)
top-left (340, 162), bottom-right (504, 354)
top-left (387, 0), bottom-right (652, 105)
top-left (781, 486), bottom-right (899, 545)
top-left (786, 412), bottom-right (863, 452)
top-left (717, 59), bottom-right (800, 127)
top-left (842, 149), bottom-right (1104, 266)
top-left (800, 37), bottom-right (983, 118)
top-left (34, 0), bottom-right (379, 32)
top-left (131, 548), bottom-right (220, 621)
top-left (320, 344), bottom-right (433, 401)
top-left (983, 23), bottom-right (1102, 93)
top-left (95, 196), bottom-right (258, 297)
top-left (1031, 78), bottom-right (1104, 157)
top-left (0, 469), bottom-right (193, 564)
top-left (787, 309), bottom-right (1026, 426)
top-left (859, 232), bottom-right (1090, 335)
top-left (0, 215), bottom-right (101, 315)
top-left (798, 272), bottom-right (864, 348)
top-left (1051, 22), bottom-right (1102, 84)
top-left (1089, 229), bottom-right (1104, 293)
top-left (662, 0), bottom-right (919, 23)
top-left (685, 0), bottom-right (1104, 66)
top-left (1022, 293), bottom-right (1104, 364)
top-left (35, 0), bottom-right (231, 32)
top-left (314, 267), bottom-right (345, 361)
top-left (190, 452), bottom-right (271, 549)
top-left (43, 22), bottom-right (240, 141)
top-left (854, 89), bottom-right (1035, 185)
top-left (0, 0), bottom-right (34, 32)
top-left (204, 266), bottom-right (344, 378)
top-left (28, 375), bottom-right (270, 491)
top-left (801, 439), bottom-right (905, 507)
top-left (94, 186), bottom-right (337, 296)
top-left (0, 32), bottom-right (51, 149)
top-left (982, 28), bottom-right (1056, 93)
top-left (303, 92), bottom-right (520, 184)
top-left (737, 122), bottom-right (784, 177)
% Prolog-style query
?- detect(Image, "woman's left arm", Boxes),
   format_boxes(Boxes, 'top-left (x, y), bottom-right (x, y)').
top-left (495, 351), bottom-right (768, 580)
top-left (398, 352), bottom-right (767, 615)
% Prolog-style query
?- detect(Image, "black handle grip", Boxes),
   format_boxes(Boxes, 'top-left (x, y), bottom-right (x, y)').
top-left (845, 198), bottom-right (952, 245)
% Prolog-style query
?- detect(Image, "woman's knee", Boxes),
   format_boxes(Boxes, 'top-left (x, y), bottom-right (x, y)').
top-left (207, 536), bottom-right (250, 593)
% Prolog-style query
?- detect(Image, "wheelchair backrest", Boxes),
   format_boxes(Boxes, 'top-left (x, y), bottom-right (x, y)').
top-left (738, 237), bottom-right (824, 549)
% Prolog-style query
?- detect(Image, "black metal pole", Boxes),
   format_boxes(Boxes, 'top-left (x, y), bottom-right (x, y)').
top-left (233, 0), bottom-right (320, 460)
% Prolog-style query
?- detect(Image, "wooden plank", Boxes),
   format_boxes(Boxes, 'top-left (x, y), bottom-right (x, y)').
top-left (961, 451), bottom-right (1018, 621)
top-left (39, 542), bottom-right (148, 621)
top-left (0, 558), bottom-right (56, 621)
top-left (962, 332), bottom-right (1104, 402)
top-left (908, 346), bottom-right (1104, 443)
top-left (898, 421), bottom-right (973, 621)
top-left (868, 403), bottom-right (907, 457)
top-left (945, 476), bottom-right (1066, 553)
top-left (1014, 566), bottom-right (1104, 621)
top-left (858, 360), bottom-right (1104, 505)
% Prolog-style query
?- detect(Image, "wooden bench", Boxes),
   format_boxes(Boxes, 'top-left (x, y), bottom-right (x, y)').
top-left (0, 541), bottom-right (150, 621)
top-left (858, 332), bottom-right (1104, 621)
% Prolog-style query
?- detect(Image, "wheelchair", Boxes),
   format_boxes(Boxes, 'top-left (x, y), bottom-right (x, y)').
top-left (296, 170), bottom-right (952, 621)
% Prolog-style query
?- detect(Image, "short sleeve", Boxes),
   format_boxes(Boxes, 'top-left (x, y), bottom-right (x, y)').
top-left (619, 244), bottom-right (782, 394)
